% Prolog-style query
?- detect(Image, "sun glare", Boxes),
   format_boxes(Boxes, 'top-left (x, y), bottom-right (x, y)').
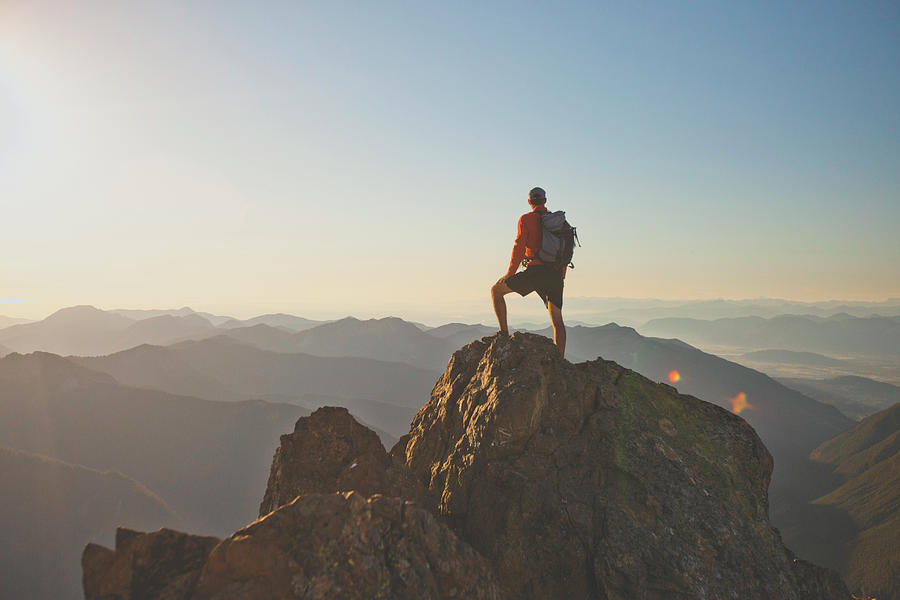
top-left (668, 370), bottom-right (681, 383)
top-left (730, 392), bottom-right (751, 414)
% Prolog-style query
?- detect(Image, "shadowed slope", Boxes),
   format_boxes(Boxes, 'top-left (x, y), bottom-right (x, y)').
top-left (0, 445), bottom-right (178, 600)
top-left (808, 404), bottom-right (900, 599)
top-left (0, 351), bottom-right (307, 535)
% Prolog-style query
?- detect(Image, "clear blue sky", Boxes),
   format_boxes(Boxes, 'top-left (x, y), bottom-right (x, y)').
top-left (1, 1), bottom-right (898, 321)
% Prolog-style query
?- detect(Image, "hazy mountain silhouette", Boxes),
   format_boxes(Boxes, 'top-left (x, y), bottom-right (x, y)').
top-left (0, 445), bottom-right (178, 600)
top-left (641, 314), bottom-right (900, 356)
top-left (75, 336), bottom-right (439, 408)
top-left (780, 376), bottom-right (900, 421)
top-left (425, 322), bottom-right (497, 351)
top-left (116, 313), bottom-right (216, 347)
top-left (0, 315), bottom-right (33, 328)
top-left (287, 317), bottom-right (452, 370)
top-left (214, 319), bottom-right (519, 370)
top-left (109, 306), bottom-right (196, 319)
top-left (0, 305), bottom-right (135, 354)
top-left (109, 306), bottom-right (235, 326)
top-left (807, 403), bottom-right (900, 599)
top-left (201, 323), bottom-right (300, 352)
top-left (740, 349), bottom-right (847, 367)
top-left (251, 392), bottom-right (409, 445)
top-left (219, 313), bottom-right (326, 331)
top-left (72, 337), bottom-right (439, 436)
top-left (185, 316), bottom-right (456, 370)
top-left (565, 297), bottom-right (900, 326)
top-left (0, 351), bottom-right (307, 536)
top-left (0, 306), bottom-right (222, 356)
top-left (426, 322), bottom-right (487, 337)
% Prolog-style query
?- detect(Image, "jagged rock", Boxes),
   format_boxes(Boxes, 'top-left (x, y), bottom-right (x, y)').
top-left (259, 406), bottom-right (425, 516)
top-left (195, 491), bottom-right (502, 600)
top-left (82, 527), bottom-right (220, 600)
top-left (397, 332), bottom-right (850, 599)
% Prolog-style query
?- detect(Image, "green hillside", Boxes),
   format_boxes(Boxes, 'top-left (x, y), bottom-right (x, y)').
top-left (810, 403), bottom-right (900, 599)
top-left (812, 402), bottom-right (900, 464)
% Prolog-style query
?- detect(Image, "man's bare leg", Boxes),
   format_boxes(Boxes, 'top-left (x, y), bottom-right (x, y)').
top-left (491, 278), bottom-right (514, 333)
top-left (548, 301), bottom-right (566, 359)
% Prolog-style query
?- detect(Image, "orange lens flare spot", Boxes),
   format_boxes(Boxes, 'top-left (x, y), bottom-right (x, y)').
top-left (730, 392), bottom-right (751, 414)
top-left (668, 370), bottom-right (681, 383)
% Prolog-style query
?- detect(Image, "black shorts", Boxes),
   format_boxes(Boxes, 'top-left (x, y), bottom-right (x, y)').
top-left (506, 264), bottom-right (564, 309)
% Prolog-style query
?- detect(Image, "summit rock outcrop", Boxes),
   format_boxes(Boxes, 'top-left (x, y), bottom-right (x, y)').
top-left (83, 332), bottom-right (849, 600)
top-left (395, 333), bottom-right (849, 599)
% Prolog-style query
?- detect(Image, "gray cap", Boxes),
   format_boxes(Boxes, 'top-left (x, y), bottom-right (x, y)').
top-left (529, 187), bottom-right (547, 203)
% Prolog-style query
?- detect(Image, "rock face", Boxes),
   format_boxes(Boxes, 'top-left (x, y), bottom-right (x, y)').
top-left (259, 406), bottom-right (425, 516)
top-left (82, 527), bottom-right (220, 600)
top-left (84, 332), bottom-right (849, 600)
top-left (197, 492), bottom-right (501, 599)
top-left (83, 493), bottom-right (500, 600)
top-left (397, 333), bottom-right (849, 599)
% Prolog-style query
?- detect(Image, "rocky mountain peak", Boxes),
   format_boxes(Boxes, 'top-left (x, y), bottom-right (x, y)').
top-left (396, 332), bottom-right (848, 599)
top-left (83, 332), bottom-right (849, 599)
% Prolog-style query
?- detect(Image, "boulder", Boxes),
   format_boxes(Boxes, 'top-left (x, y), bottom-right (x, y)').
top-left (259, 406), bottom-right (425, 516)
top-left (196, 491), bottom-right (502, 600)
top-left (397, 332), bottom-right (849, 599)
top-left (82, 527), bottom-right (220, 600)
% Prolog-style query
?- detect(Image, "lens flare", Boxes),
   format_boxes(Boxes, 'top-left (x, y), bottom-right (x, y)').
top-left (730, 392), bottom-right (751, 414)
top-left (668, 370), bottom-right (681, 383)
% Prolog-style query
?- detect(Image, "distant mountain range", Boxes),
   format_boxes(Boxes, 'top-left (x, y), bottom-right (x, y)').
top-left (72, 336), bottom-right (438, 439)
top-left (640, 314), bottom-right (900, 357)
top-left (0, 315), bottom-right (33, 328)
top-left (740, 349), bottom-right (848, 367)
top-left (0, 306), bottom-right (330, 357)
top-left (0, 306), bottom-right (216, 356)
top-left (218, 313), bottom-right (327, 331)
top-left (0, 445), bottom-right (178, 600)
top-left (559, 297), bottom-right (900, 326)
top-left (202, 317), bottom-right (456, 371)
top-left (808, 403), bottom-right (900, 599)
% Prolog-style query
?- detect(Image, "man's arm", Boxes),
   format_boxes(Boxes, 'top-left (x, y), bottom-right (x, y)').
top-left (506, 215), bottom-right (527, 278)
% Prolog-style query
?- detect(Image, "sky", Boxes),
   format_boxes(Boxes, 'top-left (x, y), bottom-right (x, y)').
top-left (1, 1), bottom-right (898, 323)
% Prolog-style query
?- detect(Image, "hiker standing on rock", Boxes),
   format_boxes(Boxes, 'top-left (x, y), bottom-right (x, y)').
top-left (491, 186), bottom-right (577, 359)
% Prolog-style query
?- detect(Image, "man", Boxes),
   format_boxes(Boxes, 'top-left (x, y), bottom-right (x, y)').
top-left (491, 186), bottom-right (566, 358)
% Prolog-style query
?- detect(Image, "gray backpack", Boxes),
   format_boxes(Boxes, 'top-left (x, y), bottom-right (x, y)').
top-left (537, 211), bottom-right (580, 270)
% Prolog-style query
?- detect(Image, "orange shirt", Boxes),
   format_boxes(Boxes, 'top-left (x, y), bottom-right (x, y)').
top-left (507, 204), bottom-right (566, 279)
